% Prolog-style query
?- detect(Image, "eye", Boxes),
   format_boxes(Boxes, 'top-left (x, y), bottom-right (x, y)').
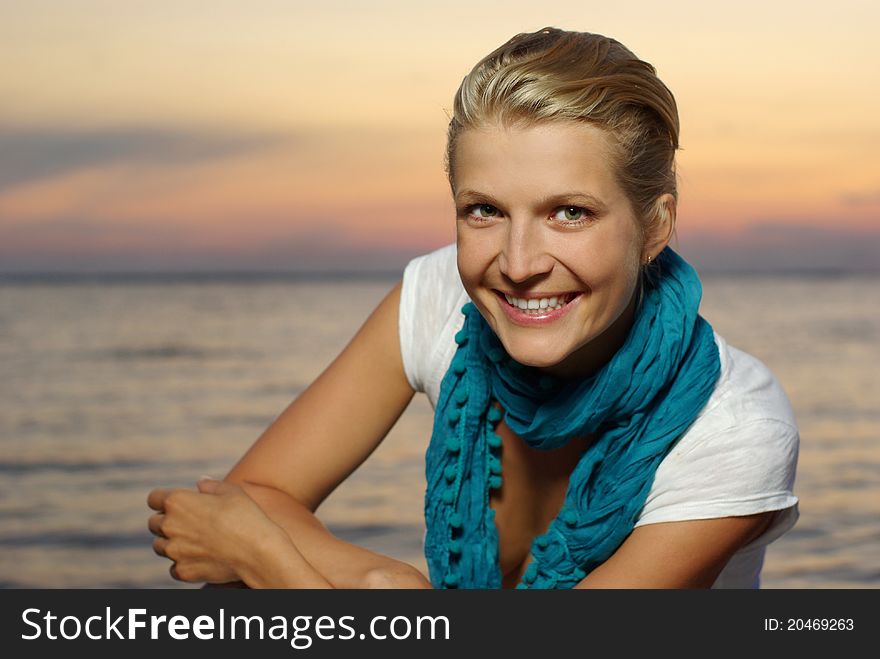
top-left (462, 203), bottom-right (500, 224)
top-left (551, 206), bottom-right (594, 226)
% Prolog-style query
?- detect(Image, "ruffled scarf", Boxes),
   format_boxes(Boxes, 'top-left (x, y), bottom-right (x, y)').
top-left (423, 246), bottom-right (721, 588)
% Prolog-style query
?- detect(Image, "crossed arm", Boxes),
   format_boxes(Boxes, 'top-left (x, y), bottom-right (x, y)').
top-left (148, 281), bottom-right (431, 588)
top-left (147, 280), bottom-right (777, 589)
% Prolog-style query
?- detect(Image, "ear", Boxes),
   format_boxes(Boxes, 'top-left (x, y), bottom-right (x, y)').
top-left (642, 193), bottom-right (677, 262)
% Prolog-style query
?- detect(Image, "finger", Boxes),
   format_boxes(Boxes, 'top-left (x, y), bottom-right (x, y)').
top-left (147, 488), bottom-right (174, 511)
top-left (155, 534), bottom-right (209, 564)
top-left (147, 513), bottom-right (166, 538)
top-left (170, 560), bottom-right (224, 583)
top-left (152, 536), bottom-right (169, 558)
top-left (197, 478), bottom-right (236, 495)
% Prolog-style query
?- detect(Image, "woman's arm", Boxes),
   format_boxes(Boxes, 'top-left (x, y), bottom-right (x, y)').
top-left (233, 481), bottom-right (431, 588)
top-left (149, 479), bottom-right (333, 588)
top-left (572, 510), bottom-right (778, 588)
top-left (149, 280), bottom-right (433, 588)
top-left (225, 280), bottom-right (416, 511)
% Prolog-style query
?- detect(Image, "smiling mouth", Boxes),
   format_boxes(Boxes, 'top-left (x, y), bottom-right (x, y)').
top-left (494, 290), bottom-right (580, 314)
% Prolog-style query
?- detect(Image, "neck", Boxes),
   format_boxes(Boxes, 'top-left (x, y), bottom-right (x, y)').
top-left (537, 278), bottom-right (642, 381)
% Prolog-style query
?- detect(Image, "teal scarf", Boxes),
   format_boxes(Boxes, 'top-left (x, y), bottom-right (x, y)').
top-left (423, 246), bottom-right (721, 589)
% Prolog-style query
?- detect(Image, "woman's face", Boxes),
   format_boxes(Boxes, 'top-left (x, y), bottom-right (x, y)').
top-left (453, 120), bottom-right (646, 379)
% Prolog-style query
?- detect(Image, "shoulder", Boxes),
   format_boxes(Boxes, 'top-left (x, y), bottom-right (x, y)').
top-left (400, 242), bottom-right (467, 325)
top-left (401, 243), bottom-right (464, 320)
top-left (402, 242), bottom-right (459, 287)
top-left (638, 331), bottom-right (800, 540)
top-left (399, 243), bottom-right (468, 399)
top-left (696, 331), bottom-right (799, 432)
top-left (666, 330), bottom-right (800, 469)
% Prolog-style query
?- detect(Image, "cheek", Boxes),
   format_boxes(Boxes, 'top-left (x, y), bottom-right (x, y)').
top-left (455, 231), bottom-right (493, 282)
top-left (455, 250), bottom-right (479, 297)
top-left (559, 236), bottom-right (639, 296)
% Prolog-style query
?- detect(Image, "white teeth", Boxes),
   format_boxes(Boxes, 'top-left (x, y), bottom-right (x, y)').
top-left (502, 292), bottom-right (574, 313)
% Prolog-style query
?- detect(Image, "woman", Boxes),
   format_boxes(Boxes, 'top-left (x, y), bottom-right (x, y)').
top-left (148, 27), bottom-right (799, 589)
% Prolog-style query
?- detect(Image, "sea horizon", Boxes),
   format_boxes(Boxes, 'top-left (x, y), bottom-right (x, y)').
top-left (1, 266), bottom-right (879, 284)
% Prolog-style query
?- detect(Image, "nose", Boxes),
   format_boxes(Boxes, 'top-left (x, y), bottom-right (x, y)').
top-left (497, 216), bottom-right (554, 284)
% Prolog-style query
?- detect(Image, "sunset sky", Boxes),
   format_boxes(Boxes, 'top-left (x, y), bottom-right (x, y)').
top-left (1, 0), bottom-right (878, 273)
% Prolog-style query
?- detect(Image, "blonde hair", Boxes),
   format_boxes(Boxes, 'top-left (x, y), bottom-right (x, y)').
top-left (444, 27), bottom-right (680, 248)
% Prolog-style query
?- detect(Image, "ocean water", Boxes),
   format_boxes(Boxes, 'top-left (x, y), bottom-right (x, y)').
top-left (0, 272), bottom-right (877, 588)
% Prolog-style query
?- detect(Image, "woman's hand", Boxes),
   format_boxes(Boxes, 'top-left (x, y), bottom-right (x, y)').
top-left (147, 478), bottom-right (289, 585)
top-left (358, 562), bottom-right (433, 589)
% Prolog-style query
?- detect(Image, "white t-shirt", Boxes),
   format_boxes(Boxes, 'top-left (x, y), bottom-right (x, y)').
top-left (399, 243), bottom-right (800, 589)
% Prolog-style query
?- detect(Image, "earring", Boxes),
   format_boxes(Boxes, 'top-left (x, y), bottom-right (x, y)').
top-left (645, 255), bottom-right (653, 266)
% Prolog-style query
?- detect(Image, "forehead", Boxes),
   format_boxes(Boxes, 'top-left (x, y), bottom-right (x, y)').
top-left (453, 121), bottom-right (625, 202)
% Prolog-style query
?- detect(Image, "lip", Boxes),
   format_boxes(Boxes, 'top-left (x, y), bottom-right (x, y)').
top-left (493, 290), bottom-right (583, 326)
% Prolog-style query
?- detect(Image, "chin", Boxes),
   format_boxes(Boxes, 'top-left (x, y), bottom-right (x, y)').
top-left (511, 355), bottom-right (563, 370)
top-left (501, 340), bottom-right (569, 370)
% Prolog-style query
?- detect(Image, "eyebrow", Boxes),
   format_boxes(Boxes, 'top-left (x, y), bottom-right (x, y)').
top-left (454, 189), bottom-right (607, 210)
